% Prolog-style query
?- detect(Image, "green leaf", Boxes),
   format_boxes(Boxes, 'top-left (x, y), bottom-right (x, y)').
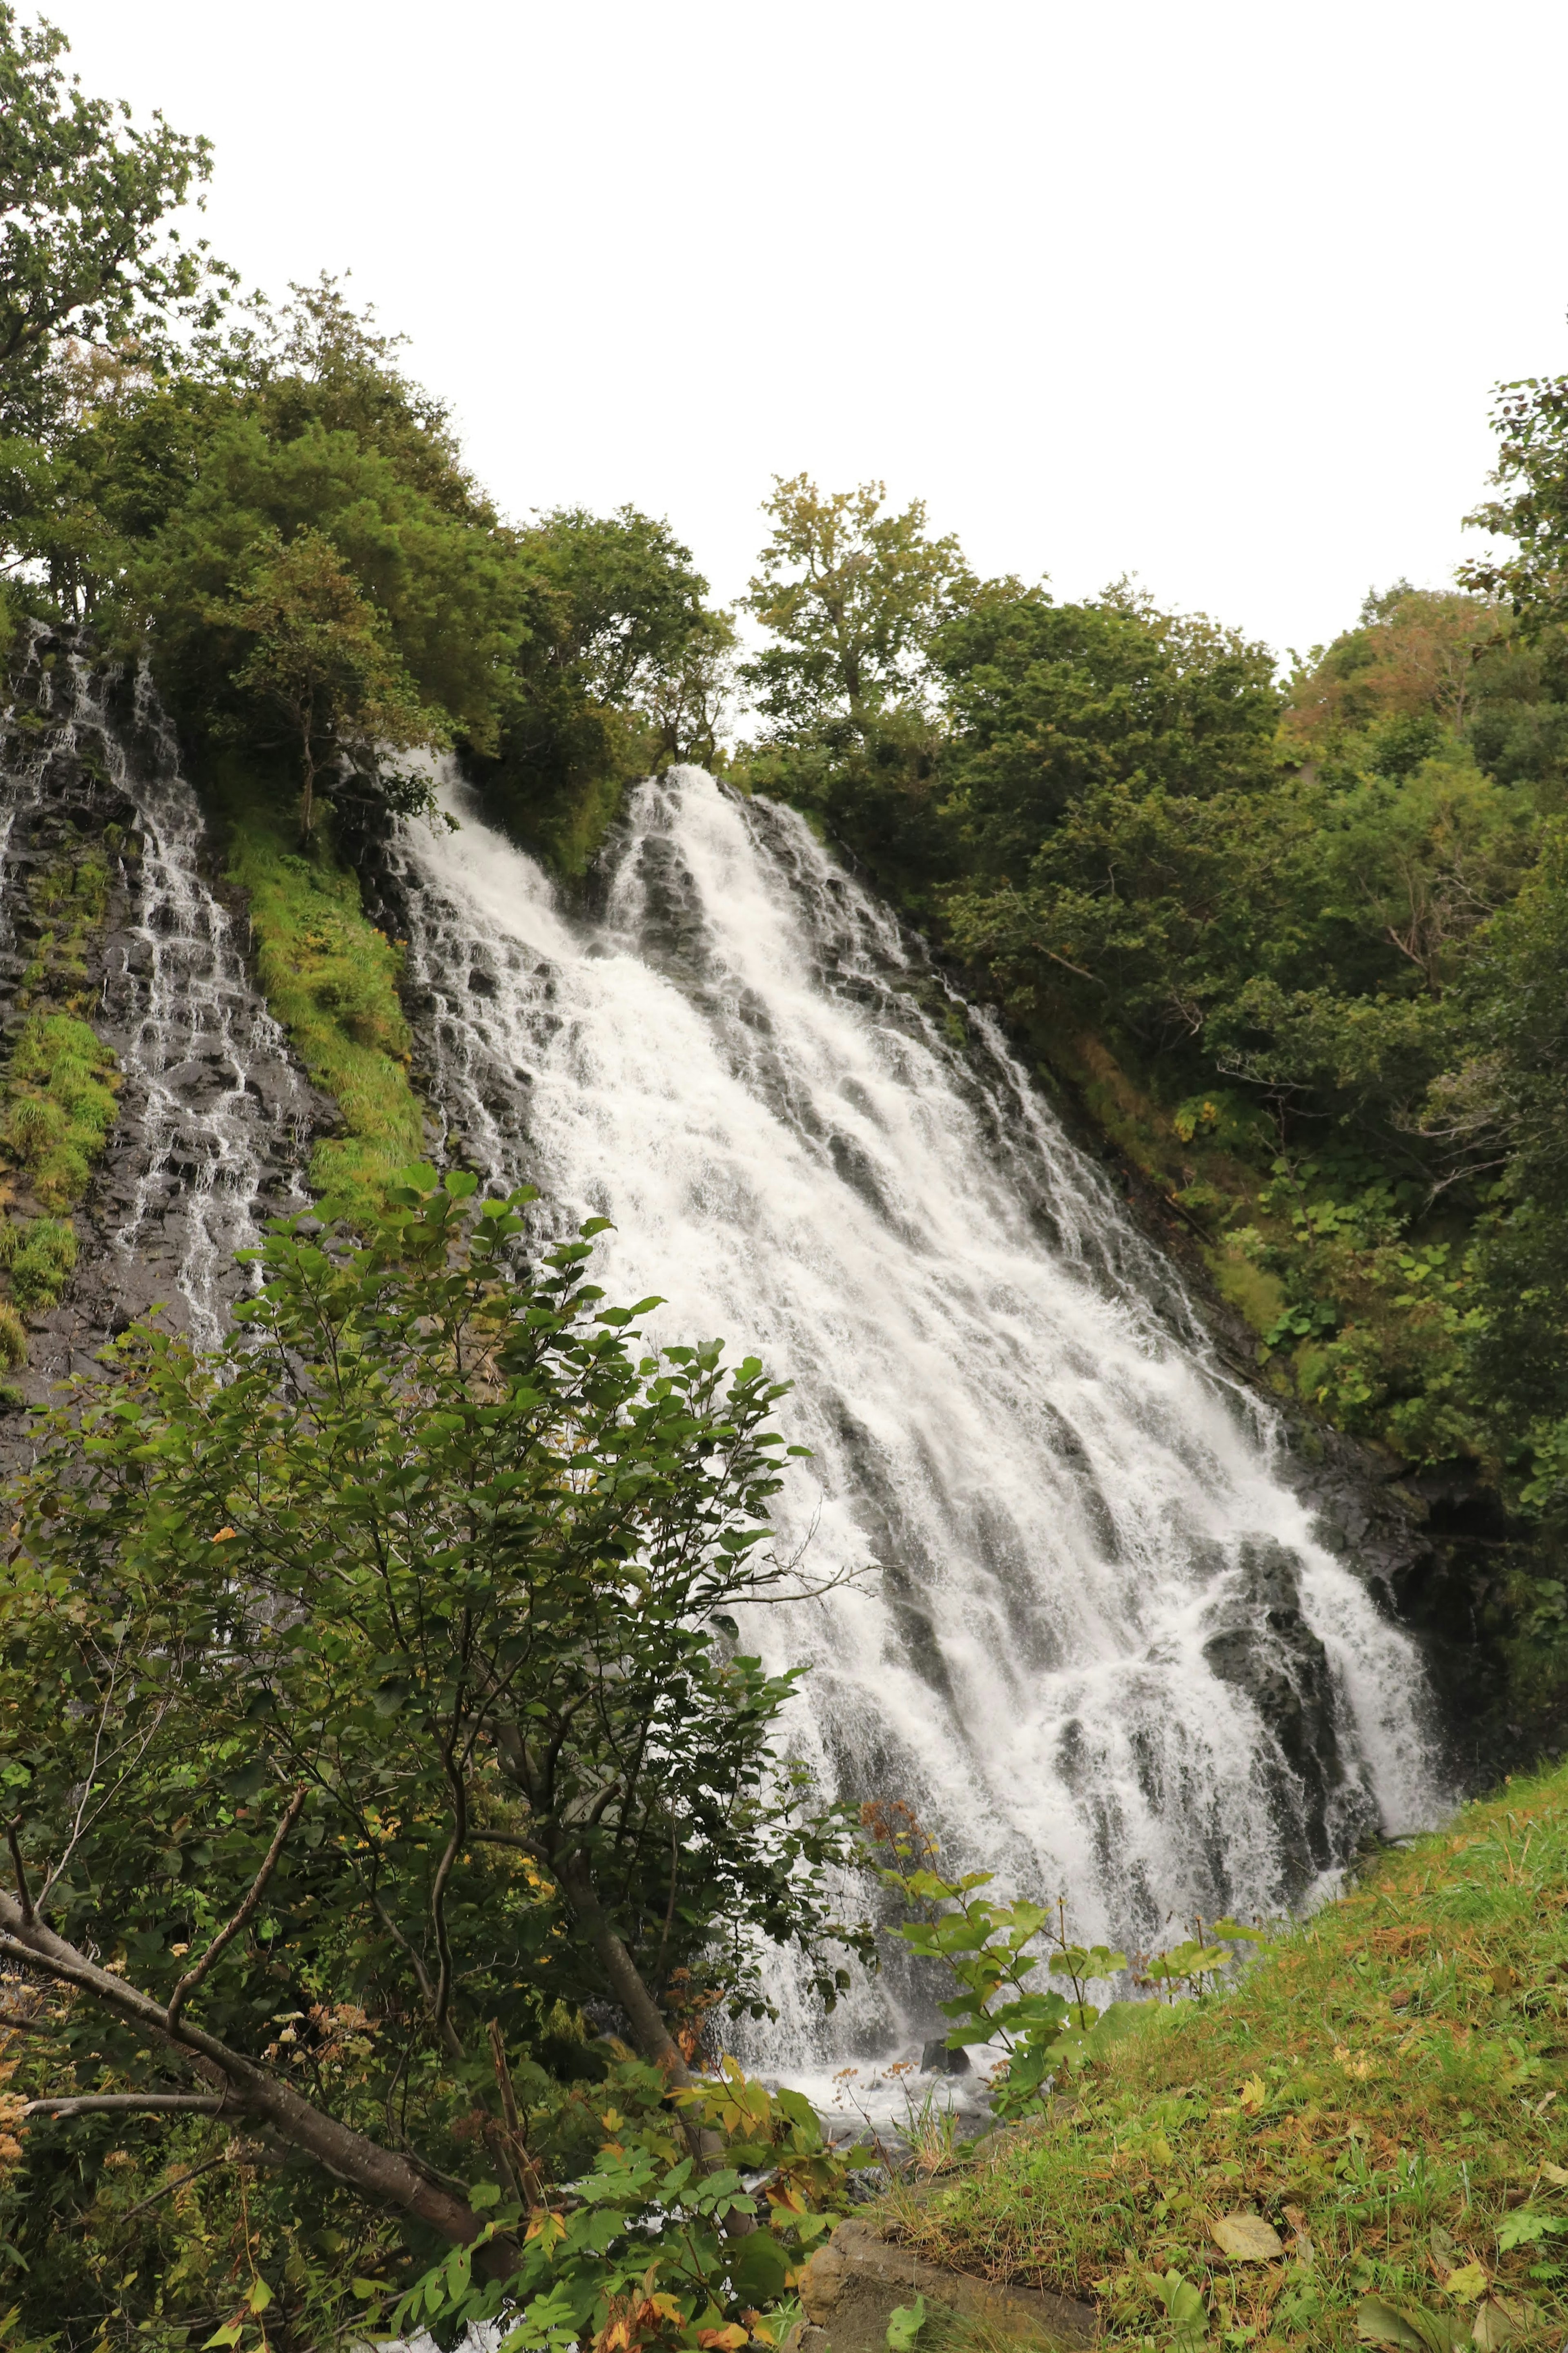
top-left (886, 2296), bottom-right (926, 2351)
top-left (728, 2229), bottom-right (792, 2306)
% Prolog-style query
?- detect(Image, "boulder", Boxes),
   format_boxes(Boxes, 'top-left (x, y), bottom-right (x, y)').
top-left (796, 2218), bottom-right (1098, 2353)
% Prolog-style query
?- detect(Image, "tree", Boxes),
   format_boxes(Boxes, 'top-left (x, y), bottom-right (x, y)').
top-left (743, 475), bottom-right (971, 748)
top-left (735, 476), bottom-right (973, 877)
top-left (210, 528), bottom-right (450, 839)
top-left (0, 1174), bottom-right (864, 2317)
top-left (1461, 368), bottom-right (1568, 636)
top-left (0, 6), bottom-right (232, 435)
top-left (934, 580), bottom-right (1281, 881)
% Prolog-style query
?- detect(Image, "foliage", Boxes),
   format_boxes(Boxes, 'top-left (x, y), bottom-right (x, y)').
top-left (0, 4), bottom-right (233, 434)
top-left (864, 1804), bottom-right (1139, 2119)
top-left (735, 476), bottom-right (974, 876)
top-left (2, 1008), bottom-right (118, 1211)
top-left (394, 2058), bottom-right (854, 2353)
top-left (877, 1762), bottom-right (1568, 2350)
top-left (0, 1171), bottom-right (869, 2343)
top-left (1460, 368), bottom-right (1568, 638)
top-left (0, 823), bottom-right (120, 1361)
top-left (207, 524), bottom-right (449, 839)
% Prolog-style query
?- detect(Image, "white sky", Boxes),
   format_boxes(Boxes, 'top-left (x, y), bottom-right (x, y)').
top-left (38, 0), bottom-right (1568, 665)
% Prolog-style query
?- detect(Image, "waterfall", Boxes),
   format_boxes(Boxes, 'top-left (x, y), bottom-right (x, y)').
top-left (0, 638), bottom-right (314, 1376)
top-left (381, 767), bottom-right (1444, 2080)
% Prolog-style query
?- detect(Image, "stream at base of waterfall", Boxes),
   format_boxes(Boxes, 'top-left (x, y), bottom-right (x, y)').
top-left (368, 766), bottom-right (1446, 2116)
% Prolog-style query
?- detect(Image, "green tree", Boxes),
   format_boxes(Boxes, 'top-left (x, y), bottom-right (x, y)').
top-left (0, 1173), bottom-right (866, 2331)
top-left (738, 476), bottom-right (974, 874)
top-left (1461, 368), bottom-right (1568, 636)
top-left (0, 6), bottom-right (231, 419)
top-left (210, 527), bottom-right (449, 839)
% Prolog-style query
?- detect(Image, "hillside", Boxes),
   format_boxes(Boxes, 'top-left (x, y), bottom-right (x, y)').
top-left (877, 1763), bottom-right (1568, 2350)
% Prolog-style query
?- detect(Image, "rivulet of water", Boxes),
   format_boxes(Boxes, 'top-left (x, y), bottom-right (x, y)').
top-left (0, 640), bottom-right (314, 1352)
top-left (389, 769), bottom-right (1446, 2078)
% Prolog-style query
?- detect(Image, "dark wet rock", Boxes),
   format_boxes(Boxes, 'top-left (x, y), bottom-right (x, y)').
top-left (1201, 1538), bottom-right (1346, 1888)
top-left (0, 638), bottom-right (328, 1459)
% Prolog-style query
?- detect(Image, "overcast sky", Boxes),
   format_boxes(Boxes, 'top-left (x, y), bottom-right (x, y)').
top-left (38, 0), bottom-right (1568, 666)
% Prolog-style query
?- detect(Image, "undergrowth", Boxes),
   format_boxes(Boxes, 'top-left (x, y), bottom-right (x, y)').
top-left (212, 758), bottom-right (425, 1223)
top-left (1036, 1024), bottom-right (1480, 1472)
top-left (879, 1764), bottom-right (1568, 2352)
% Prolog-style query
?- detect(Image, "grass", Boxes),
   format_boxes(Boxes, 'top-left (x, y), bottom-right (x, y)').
top-left (2, 1012), bottom-right (119, 1216)
top-left (213, 759), bottom-right (427, 1225)
top-left (878, 1764), bottom-right (1568, 2351)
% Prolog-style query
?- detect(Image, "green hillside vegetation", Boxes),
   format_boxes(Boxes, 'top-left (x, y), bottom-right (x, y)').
top-left (0, 790), bottom-right (121, 1382)
top-left (879, 1762), bottom-right (1568, 2353)
top-left (199, 752), bottom-right (425, 1220)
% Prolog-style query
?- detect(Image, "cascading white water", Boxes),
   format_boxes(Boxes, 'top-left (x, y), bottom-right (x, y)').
top-left (0, 636), bottom-right (314, 1355)
top-left (383, 767), bottom-right (1443, 2079)
top-left (99, 666), bottom-right (314, 1343)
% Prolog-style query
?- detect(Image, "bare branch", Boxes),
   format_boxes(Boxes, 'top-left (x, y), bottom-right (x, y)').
top-left (167, 1787), bottom-right (306, 2029)
top-left (26, 2092), bottom-right (229, 2118)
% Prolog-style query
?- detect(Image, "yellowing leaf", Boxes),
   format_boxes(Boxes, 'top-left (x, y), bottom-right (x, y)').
top-left (1210, 2212), bottom-right (1283, 2261)
top-left (1237, 2072), bottom-right (1267, 2111)
top-left (1444, 2266), bottom-right (1489, 2304)
top-left (1540, 2163), bottom-right (1568, 2188)
top-left (1470, 2301), bottom-right (1517, 2350)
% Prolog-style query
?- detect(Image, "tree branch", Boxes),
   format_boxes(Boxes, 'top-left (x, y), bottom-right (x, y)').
top-left (4, 1819), bottom-right (33, 1927)
top-left (0, 1896), bottom-right (507, 2264)
top-left (26, 2092), bottom-right (229, 2118)
top-left (167, 1786), bottom-right (305, 2028)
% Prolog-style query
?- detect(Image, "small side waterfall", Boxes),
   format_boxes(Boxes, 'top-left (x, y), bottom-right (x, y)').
top-left (0, 637), bottom-right (315, 1380)
top-left (376, 767), bottom-right (1445, 2077)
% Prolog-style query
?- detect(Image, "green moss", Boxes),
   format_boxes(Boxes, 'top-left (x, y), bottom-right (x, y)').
top-left (1209, 1251), bottom-right (1288, 1336)
top-left (13, 836), bottom-right (111, 1011)
top-left (2, 1012), bottom-right (119, 1210)
top-left (883, 1765), bottom-right (1568, 2349)
top-left (0, 1213), bottom-right (77, 1309)
top-left (207, 756), bottom-right (425, 1224)
top-left (0, 1303), bottom-right (24, 1370)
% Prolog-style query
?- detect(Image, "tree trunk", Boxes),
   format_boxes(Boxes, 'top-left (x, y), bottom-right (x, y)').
top-left (555, 1859), bottom-right (694, 2085)
top-left (0, 1891), bottom-right (515, 2274)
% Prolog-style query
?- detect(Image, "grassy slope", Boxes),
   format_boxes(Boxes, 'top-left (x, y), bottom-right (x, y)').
top-left (204, 754), bottom-right (426, 1224)
top-left (882, 1765), bottom-right (1568, 2350)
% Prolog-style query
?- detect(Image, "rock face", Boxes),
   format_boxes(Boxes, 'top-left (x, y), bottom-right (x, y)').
top-left (797, 2219), bottom-right (1099, 2353)
top-left (1200, 1537), bottom-right (1348, 1887)
top-left (0, 635), bottom-right (323, 1440)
